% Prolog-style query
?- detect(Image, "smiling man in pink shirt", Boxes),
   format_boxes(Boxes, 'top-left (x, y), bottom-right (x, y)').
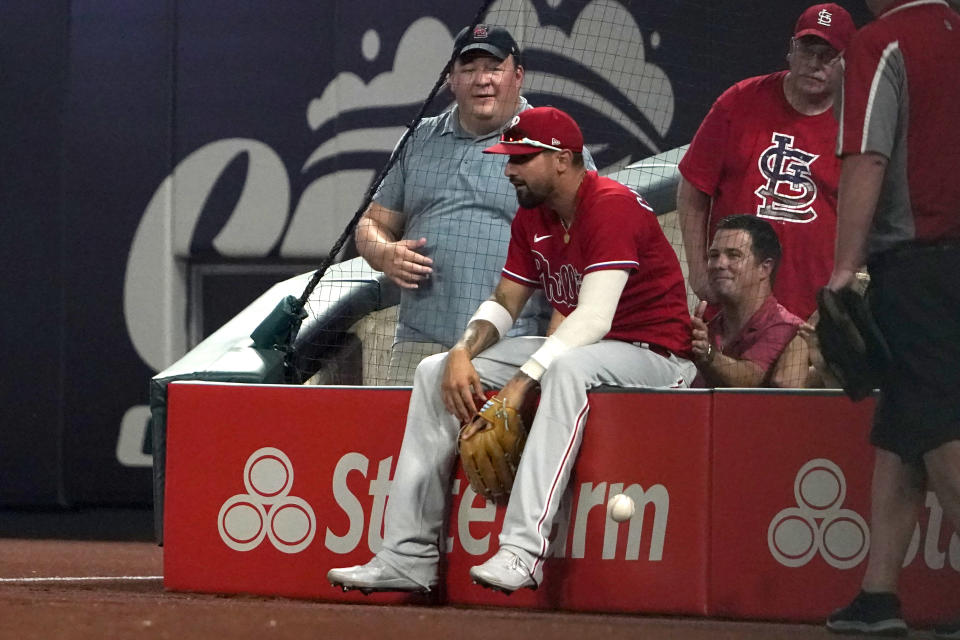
top-left (690, 215), bottom-right (803, 387)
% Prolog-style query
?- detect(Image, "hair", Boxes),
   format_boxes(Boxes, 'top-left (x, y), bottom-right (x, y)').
top-left (714, 214), bottom-right (782, 283)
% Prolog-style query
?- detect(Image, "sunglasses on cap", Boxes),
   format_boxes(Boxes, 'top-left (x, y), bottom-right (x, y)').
top-left (498, 132), bottom-right (562, 152)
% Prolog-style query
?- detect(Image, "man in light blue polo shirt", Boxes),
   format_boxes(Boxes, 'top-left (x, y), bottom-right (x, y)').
top-left (354, 24), bottom-right (547, 384)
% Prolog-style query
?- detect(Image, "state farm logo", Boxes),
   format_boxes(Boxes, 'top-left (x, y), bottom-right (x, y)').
top-left (218, 448), bottom-right (317, 554)
top-left (767, 459), bottom-right (869, 569)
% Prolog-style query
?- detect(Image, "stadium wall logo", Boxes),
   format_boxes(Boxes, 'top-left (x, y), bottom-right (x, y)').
top-left (902, 491), bottom-right (960, 571)
top-left (217, 450), bottom-right (670, 559)
top-left (768, 458), bottom-right (960, 572)
top-left (121, 1), bottom-right (676, 469)
top-left (324, 452), bottom-right (671, 559)
top-left (767, 458), bottom-right (870, 569)
top-left (218, 448), bottom-right (317, 554)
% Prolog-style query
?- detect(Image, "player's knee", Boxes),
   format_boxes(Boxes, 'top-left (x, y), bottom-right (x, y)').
top-left (413, 352), bottom-right (446, 386)
top-left (541, 350), bottom-right (588, 388)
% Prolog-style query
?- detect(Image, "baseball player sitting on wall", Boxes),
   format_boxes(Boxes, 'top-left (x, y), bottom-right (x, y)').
top-left (327, 107), bottom-right (695, 594)
top-left (689, 215), bottom-right (804, 387)
top-left (355, 25), bottom-right (574, 384)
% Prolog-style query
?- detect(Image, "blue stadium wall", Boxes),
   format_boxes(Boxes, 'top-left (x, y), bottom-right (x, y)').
top-left (0, 0), bottom-right (871, 506)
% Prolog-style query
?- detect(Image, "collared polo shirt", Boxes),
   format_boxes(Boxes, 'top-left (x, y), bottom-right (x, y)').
top-left (695, 295), bottom-right (802, 387)
top-left (837, 0), bottom-right (960, 256)
top-left (374, 98), bottom-right (541, 347)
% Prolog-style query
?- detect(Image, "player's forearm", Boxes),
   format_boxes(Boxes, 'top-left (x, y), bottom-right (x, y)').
top-left (499, 370), bottom-right (539, 405)
top-left (520, 270), bottom-right (627, 381)
top-left (452, 319), bottom-right (502, 360)
top-left (552, 270), bottom-right (625, 343)
top-left (454, 281), bottom-right (529, 358)
top-left (833, 153), bottom-right (888, 278)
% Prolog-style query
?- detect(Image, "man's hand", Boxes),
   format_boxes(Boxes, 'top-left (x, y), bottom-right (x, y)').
top-left (798, 316), bottom-right (838, 388)
top-left (380, 237), bottom-right (433, 289)
top-left (690, 300), bottom-right (712, 363)
top-left (826, 267), bottom-right (857, 292)
top-left (459, 373), bottom-right (536, 441)
top-left (441, 346), bottom-right (485, 424)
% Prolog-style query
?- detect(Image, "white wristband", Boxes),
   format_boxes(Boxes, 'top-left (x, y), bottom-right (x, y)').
top-left (519, 359), bottom-right (546, 382)
top-left (468, 300), bottom-right (514, 340)
top-left (522, 335), bottom-right (571, 382)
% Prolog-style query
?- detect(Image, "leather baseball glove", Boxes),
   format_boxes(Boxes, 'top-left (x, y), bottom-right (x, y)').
top-left (459, 396), bottom-right (527, 504)
top-left (815, 286), bottom-right (891, 401)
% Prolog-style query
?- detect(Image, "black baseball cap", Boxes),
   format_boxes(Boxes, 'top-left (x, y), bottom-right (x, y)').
top-left (454, 24), bottom-right (522, 64)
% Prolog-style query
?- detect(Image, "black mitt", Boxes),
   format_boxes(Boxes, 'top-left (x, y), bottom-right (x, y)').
top-left (815, 286), bottom-right (891, 401)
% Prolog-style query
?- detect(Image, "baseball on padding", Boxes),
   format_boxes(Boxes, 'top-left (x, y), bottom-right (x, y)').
top-left (607, 493), bottom-right (635, 522)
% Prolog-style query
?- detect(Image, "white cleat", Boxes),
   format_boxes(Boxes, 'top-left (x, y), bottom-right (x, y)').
top-left (469, 549), bottom-right (537, 594)
top-left (326, 557), bottom-right (433, 594)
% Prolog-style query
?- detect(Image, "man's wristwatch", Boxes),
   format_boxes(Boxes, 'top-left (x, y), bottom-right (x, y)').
top-left (704, 343), bottom-right (716, 364)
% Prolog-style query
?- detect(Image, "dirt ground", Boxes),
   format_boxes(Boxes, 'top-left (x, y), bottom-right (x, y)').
top-left (0, 537), bottom-right (940, 640)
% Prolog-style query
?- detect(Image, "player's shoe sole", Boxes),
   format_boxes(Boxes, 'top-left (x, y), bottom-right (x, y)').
top-left (326, 557), bottom-right (433, 595)
top-left (468, 549), bottom-right (537, 594)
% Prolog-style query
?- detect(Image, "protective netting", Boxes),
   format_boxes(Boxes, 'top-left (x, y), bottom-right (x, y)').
top-left (289, 0), bottom-right (835, 390)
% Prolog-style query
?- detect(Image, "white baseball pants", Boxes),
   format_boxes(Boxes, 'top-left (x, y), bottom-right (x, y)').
top-left (376, 336), bottom-right (696, 586)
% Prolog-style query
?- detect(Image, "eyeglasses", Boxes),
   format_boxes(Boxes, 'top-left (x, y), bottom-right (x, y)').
top-left (791, 39), bottom-right (841, 66)
top-left (498, 134), bottom-right (562, 152)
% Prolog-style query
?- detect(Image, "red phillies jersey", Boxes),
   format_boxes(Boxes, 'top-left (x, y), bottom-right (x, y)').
top-left (838, 0), bottom-right (960, 255)
top-left (678, 71), bottom-right (841, 319)
top-left (502, 171), bottom-right (692, 357)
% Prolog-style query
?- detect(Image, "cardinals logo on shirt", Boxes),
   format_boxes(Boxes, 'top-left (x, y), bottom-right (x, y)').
top-left (754, 132), bottom-right (820, 223)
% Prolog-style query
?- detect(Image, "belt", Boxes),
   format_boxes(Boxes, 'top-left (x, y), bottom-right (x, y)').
top-left (634, 341), bottom-right (672, 359)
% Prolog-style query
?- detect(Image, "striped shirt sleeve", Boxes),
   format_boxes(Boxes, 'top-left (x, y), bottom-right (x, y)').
top-left (839, 31), bottom-right (903, 160)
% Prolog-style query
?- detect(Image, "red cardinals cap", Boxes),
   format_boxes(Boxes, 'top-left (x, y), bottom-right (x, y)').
top-left (794, 3), bottom-right (856, 51)
top-left (454, 24), bottom-right (522, 64)
top-left (483, 107), bottom-right (584, 156)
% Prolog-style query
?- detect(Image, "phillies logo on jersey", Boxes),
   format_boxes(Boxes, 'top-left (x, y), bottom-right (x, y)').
top-left (532, 250), bottom-right (582, 308)
top-left (753, 132), bottom-right (820, 223)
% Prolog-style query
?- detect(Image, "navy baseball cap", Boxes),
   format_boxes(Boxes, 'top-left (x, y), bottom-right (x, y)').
top-left (483, 107), bottom-right (584, 155)
top-left (454, 24), bottom-right (522, 63)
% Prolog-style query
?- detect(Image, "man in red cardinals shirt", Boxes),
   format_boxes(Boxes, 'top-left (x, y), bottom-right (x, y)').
top-left (678, 3), bottom-right (856, 321)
